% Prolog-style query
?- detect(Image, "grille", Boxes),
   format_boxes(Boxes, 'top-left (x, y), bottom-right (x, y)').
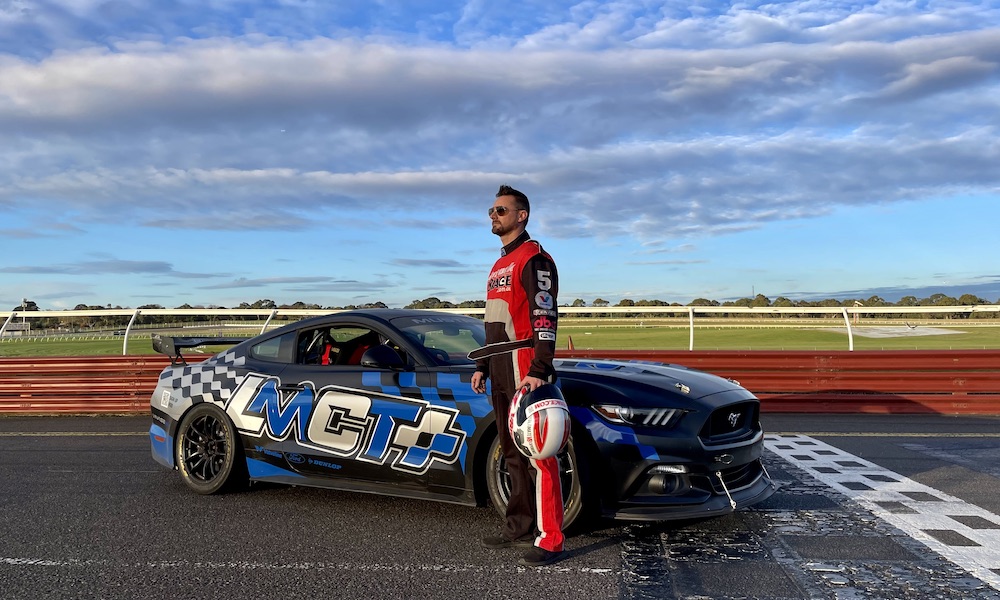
top-left (710, 461), bottom-right (763, 494)
top-left (699, 402), bottom-right (758, 444)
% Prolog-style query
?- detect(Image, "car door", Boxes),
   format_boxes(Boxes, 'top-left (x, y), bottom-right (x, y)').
top-left (273, 322), bottom-right (467, 491)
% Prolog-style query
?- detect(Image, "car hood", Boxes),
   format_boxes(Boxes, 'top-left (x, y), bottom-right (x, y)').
top-left (553, 357), bottom-right (751, 404)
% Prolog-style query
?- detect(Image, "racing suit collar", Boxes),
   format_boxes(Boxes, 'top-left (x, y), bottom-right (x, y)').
top-left (500, 230), bottom-right (531, 256)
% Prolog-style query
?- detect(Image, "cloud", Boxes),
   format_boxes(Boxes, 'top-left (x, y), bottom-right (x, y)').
top-left (2, 3), bottom-right (999, 309)
top-left (144, 211), bottom-right (313, 231)
top-left (196, 276), bottom-right (398, 294)
top-left (791, 276), bottom-right (1000, 303)
top-left (0, 259), bottom-right (223, 278)
top-left (198, 276), bottom-right (337, 290)
top-left (0, 222), bottom-right (83, 239)
top-left (873, 56), bottom-right (998, 102)
top-left (285, 282), bottom-right (396, 293)
top-left (2, 30), bottom-right (995, 234)
top-left (390, 258), bottom-right (465, 268)
top-left (627, 259), bottom-right (708, 266)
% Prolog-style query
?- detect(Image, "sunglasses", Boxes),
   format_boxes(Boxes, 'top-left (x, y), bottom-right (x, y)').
top-left (488, 205), bottom-right (519, 217)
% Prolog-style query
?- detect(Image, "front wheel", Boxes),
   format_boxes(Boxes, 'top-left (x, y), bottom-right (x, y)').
top-left (485, 435), bottom-right (592, 532)
top-left (175, 403), bottom-right (248, 494)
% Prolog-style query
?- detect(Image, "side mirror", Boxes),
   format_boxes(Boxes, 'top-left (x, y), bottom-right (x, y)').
top-left (360, 345), bottom-right (406, 370)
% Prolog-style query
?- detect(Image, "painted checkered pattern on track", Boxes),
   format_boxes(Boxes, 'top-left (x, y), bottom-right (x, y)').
top-left (766, 434), bottom-right (1000, 592)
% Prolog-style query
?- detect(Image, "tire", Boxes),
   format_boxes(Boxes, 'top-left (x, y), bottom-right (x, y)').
top-left (175, 403), bottom-right (248, 495)
top-left (485, 434), bottom-right (593, 532)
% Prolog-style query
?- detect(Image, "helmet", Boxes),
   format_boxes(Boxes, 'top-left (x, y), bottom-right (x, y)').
top-left (507, 383), bottom-right (571, 460)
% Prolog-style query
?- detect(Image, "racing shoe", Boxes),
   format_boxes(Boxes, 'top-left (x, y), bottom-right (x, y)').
top-left (481, 535), bottom-right (534, 549)
top-left (519, 546), bottom-right (565, 567)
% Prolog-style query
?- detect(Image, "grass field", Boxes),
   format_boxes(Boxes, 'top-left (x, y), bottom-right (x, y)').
top-left (3, 319), bottom-right (999, 356)
top-left (560, 321), bottom-right (1000, 351)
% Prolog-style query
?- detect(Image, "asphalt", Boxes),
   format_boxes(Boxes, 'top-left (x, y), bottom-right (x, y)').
top-left (1, 413), bottom-right (998, 599)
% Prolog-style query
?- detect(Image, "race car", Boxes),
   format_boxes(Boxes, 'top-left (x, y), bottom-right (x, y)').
top-left (149, 309), bottom-right (774, 528)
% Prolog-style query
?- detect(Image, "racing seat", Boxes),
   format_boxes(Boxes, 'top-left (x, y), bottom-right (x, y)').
top-left (338, 331), bottom-right (382, 366)
top-left (300, 330), bottom-right (338, 365)
top-left (346, 343), bottom-right (371, 365)
top-left (321, 341), bottom-right (336, 365)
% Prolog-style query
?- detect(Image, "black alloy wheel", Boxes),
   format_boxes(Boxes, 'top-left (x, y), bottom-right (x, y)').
top-left (485, 435), bottom-right (590, 531)
top-left (176, 403), bottom-right (247, 494)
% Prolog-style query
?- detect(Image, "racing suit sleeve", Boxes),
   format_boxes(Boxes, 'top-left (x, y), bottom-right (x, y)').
top-left (522, 253), bottom-right (558, 381)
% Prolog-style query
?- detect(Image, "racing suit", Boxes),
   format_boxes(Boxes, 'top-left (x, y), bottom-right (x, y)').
top-left (475, 231), bottom-right (562, 552)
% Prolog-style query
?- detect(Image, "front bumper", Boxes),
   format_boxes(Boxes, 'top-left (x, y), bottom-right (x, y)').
top-left (573, 404), bottom-right (776, 521)
top-left (602, 458), bottom-right (776, 521)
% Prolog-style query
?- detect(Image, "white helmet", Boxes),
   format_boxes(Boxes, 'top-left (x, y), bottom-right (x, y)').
top-left (508, 383), bottom-right (571, 460)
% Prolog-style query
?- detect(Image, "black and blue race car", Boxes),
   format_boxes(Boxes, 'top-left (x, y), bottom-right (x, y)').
top-left (149, 309), bottom-right (774, 528)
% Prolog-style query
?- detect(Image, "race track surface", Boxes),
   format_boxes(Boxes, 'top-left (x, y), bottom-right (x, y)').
top-left (1, 413), bottom-right (998, 600)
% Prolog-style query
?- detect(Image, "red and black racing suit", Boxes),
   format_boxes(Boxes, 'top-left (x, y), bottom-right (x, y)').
top-left (475, 231), bottom-right (562, 552)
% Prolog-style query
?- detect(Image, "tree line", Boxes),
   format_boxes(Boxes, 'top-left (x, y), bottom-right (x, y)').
top-left (9, 291), bottom-right (1000, 331)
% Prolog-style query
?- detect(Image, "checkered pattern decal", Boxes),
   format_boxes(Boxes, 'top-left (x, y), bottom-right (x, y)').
top-left (159, 349), bottom-right (247, 405)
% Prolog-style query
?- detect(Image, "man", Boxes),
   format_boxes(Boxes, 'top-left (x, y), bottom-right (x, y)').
top-left (471, 184), bottom-right (564, 567)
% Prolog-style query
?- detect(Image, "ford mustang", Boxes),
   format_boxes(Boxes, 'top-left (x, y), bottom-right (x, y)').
top-left (149, 309), bottom-right (774, 528)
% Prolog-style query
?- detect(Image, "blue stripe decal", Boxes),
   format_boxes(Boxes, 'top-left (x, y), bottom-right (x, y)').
top-left (418, 386), bottom-right (443, 403)
top-left (247, 458), bottom-right (306, 479)
top-left (363, 371), bottom-right (400, 396)
top-left (437, 373), bottom-right (493, 418)
top-left (357, 370), bottom-right (490, 473)
top-left (454, 415), bottom-right (478, 470)
top-left (570, 407), bottom-right (660, 461)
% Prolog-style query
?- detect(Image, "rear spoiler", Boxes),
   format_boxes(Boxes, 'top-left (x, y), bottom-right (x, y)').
top-left (152, 334), bottom-right (248, 366)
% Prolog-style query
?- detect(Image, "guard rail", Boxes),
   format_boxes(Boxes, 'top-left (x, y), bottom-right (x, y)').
top-left (1, 350), bottom-right (998, 415)
top-left (559, 349), bottom-right (1000, 414)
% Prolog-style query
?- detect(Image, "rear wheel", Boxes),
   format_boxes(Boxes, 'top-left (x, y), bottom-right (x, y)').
top-left (175, 403), bottom-right (247, 494)
top-left (485, 435), bottom-right (592, 531)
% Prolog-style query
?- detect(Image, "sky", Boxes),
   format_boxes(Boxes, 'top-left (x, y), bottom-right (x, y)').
top-left (2, 1), bottom-right (999, 311)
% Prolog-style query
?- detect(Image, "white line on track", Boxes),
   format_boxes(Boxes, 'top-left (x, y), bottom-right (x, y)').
top-left (0, 556), bottom-right (614, 575)
top-left (766, 434), bottom-right (1000, 592)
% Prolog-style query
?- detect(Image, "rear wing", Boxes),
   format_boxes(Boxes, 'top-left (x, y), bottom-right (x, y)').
top-left (152, 334), bottom-right (248, 366)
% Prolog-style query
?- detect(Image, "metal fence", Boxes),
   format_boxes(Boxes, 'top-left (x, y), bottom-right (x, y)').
top-left (3, 305), bottom-right (1000, 354)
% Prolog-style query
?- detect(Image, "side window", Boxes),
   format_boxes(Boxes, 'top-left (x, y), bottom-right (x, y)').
top-left (420, 324), bottom-right (481, 365)
top-left (297, 325), bottom-right (405, 366)
top-left (332, 326), bottom-right (381, 366)
top-left (298, 328), bottom-right (334, 365)
top-left (250, 332), bottom-right (296, 363)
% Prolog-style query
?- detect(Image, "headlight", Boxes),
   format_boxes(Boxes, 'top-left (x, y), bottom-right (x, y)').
top-left (593, 404), bottom-right (683, 428)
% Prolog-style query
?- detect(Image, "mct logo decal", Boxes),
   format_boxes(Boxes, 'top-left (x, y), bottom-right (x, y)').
top-left (224, 374), bottom-right (466, 475)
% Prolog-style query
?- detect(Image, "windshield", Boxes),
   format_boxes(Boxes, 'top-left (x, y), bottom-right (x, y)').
top-left (391, 314), bottom-right (486, 366)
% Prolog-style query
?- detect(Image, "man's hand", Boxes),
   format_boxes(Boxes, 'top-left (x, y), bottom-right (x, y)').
top-left (516, 375), bottom-right (546, 392)
top-left (471, 371), bottom-right (487, 394)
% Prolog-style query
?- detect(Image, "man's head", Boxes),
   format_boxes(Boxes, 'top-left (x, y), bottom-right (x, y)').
top-left (496, 185), bottom-right (529, 217)
top-left (490, 184), bottom-right (530, 241)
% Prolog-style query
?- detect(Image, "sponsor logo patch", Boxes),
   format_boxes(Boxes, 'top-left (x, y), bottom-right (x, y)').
top-left (525, 398), bottom-right (568, 417)
top-left (487, 263), bottom-right (516, 293)
top-left (535, 291), bottom-right (554, 309)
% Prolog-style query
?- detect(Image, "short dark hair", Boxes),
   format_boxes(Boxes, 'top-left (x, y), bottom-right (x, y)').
top-left (496, 184), bottom-right (530, 213)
